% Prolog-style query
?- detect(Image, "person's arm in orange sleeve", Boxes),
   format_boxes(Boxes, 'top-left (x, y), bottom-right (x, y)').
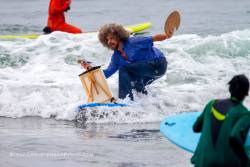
top-left (50, 0), bottom-right (71, 14)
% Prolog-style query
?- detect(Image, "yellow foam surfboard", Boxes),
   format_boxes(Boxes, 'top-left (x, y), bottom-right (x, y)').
top-left (0, 34), bottom-right (40, 39)
top-left (0, 22), bottom-right (152, 40)
top-left (125, 22), bottom-right (152, 33)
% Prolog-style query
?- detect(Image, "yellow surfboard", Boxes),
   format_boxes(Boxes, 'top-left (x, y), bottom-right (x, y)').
top-left (125, 22), bottom-right (152, 33)
top-left (0, 22), bottom-right (152, 40)
top-left (0, 34), bottom-right (40, 39)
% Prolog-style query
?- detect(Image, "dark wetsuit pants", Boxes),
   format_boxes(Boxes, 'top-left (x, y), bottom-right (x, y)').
top-left (118, 57), bottom-right (167, 100)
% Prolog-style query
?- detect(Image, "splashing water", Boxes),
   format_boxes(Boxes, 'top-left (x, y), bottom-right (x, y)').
top-left (0, 30), bottom-right (250, 123)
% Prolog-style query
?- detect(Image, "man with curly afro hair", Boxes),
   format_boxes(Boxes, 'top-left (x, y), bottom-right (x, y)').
top-left (96, 23), bottom-right (172, 100)
top-left (83, 23), bottom-right (172, 100)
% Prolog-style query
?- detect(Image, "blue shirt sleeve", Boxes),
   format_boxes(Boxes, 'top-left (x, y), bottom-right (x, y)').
top-left (103, 55), bottom-right (119, 78)
top-left (129, 36), bottom-right (153, 49)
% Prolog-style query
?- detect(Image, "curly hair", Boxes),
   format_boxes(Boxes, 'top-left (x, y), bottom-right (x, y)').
top-left (98, 23), bottom-right (130, 49)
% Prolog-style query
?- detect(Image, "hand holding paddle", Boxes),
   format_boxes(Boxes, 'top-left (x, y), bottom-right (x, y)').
top-left (164, 11), bottom-right (181, 39)
top-left (153, 10), bottom-right (181, 42)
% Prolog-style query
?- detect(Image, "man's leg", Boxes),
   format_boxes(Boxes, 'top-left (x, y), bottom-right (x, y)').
top-left (118, 67), bottom-right (134, 100)
top-left (121, 59), bottom-right (167, 95)
top-left (118, 67), bottom-right (148, 100)
top-left (118, 59), bottom-right (167, 99)
top-left (134, 77), bottom-right (155, 94)
top-left (57, 23), bottom-right (82, 34)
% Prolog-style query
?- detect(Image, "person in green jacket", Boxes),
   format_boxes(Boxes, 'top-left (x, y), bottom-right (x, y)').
top-left (230, 113), bottom-right (250, 167)
top-left (191, 74), bottom-right (250, 167)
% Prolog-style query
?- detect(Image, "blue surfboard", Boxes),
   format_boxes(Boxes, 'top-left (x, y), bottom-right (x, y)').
top-left (75, 102), bottom-right (128, 123)
top-left (77, 102), bottom-right (128, 112)
top-left (160, 112), bottom-right (250, 158)
top-left (78, 103), bottom-right (128, 109)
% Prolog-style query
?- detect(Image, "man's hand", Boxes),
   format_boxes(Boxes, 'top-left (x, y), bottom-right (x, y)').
top-left (153, 31), bottom-right (173, 42)
top-left (153, 34), bottom-right (167, 42)
top-left (64, 6), bottom-right (70, 12)
top-left (77, 60), bottom-right (92, 70)
top-left (64, 0), bottom-right (71, 12)
top-left (166, 28), bottom-right (173, 39)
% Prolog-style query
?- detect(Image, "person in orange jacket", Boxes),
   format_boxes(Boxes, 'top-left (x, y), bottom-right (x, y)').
top-left (43, 0), bottom-right (82, 34)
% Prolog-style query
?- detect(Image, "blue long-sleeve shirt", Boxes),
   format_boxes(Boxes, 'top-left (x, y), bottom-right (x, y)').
top-left (103, 36), bottom-right (165, 78)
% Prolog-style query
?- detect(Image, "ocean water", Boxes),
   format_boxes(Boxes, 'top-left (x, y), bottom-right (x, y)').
top-left (0, 0), bottom-right (250, 166)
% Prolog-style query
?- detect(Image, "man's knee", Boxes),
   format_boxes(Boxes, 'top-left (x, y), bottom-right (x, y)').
top-left (58, 24), bottom-right (82, 34)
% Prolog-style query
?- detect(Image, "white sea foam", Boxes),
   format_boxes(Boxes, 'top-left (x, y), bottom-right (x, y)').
top-left (0, 30), bottom-right (249, 123)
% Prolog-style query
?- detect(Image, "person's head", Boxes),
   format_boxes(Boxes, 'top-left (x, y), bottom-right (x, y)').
top-left (98, 23), bottom-right (130, 50)
top-left (228, 74), bottom-right (249, 101)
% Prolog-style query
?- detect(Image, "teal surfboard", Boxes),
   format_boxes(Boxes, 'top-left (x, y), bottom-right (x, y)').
top-left (160, 112), bottom-right (250, 158)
